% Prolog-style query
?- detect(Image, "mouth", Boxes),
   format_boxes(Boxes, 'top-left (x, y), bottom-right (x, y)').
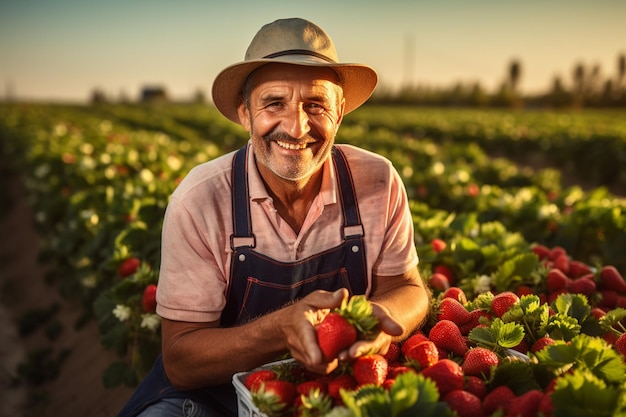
top-left (275, 140), bottom-right (308, 151)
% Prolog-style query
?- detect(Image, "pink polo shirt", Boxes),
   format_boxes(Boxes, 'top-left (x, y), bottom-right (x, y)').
top-left (156, 142), bottom-right (419, 322)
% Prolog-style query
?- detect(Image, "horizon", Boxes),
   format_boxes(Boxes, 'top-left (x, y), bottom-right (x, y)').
top-left (2, 0), bottom-right (625, 103)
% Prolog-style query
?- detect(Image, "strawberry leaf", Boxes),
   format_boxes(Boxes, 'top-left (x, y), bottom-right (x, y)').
top-left (552, 293), bottom-right (592, 324)
top-left (551, 369), bottom-right (626, 416)
top-left (545, 313), bottom-right (581, 341)
top-left (491, 252), bottom-right (538, 293)
top-left (490, 361), bottom-right (542, 395)
top-left (598, 308), bottom-right (626, 334)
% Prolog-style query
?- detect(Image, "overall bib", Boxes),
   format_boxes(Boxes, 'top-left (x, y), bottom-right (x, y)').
top-left (117, 145), bottom-right (367, 417)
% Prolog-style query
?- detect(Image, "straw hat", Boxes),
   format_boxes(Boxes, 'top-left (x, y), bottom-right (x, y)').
top-left (211, 18), bottom-right (378, 124)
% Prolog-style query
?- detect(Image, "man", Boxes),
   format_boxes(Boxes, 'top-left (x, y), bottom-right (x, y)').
top-left (118, 17), bottom-right (430, 417)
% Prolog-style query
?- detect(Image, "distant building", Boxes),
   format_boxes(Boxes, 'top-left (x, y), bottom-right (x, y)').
top-left (140, 86), bottom-right (169, 103)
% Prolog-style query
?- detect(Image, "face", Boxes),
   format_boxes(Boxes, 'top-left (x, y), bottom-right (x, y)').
top-left (237, 63), bottom-right (345, 183)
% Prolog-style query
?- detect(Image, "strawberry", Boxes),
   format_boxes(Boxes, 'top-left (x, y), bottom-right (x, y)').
top-left (482, 385), bottom-right (515, 415)
top-left (546, 268), bottom-right (570, 292)
top-left (352, 354), bottom-right (388, 386)
top-left (461, 347), bottom-right (499, 377)
top-left (437, 297), bottom-right (472, 325)
top-left (404, 340), bottom-right (439, 369)
top-left (431, 238), bottom-right (447, 253)
top-left (552, 253), bottom-right (570, 274)
top-left (383, 342), bottom-right (400, 363)
top-left (548, 246), bottom-right (567, 261)
top-left (251, 379), bottom-right (297, 417)
top-left (244, 369), bottom-right (277, 391)
top-left (530, 336), bottom-right (556, 353)
top-left (295, 388), bottom-right (332, 417)
top-left (459, 309), bottom-right (491, 336)
top-left (538, 392), bottom-right (555, 417)
top-left (326, 374), bottom-right (356, 399)
top-left (296, 380), bottom-right (327, 396)
top-left (442, 390), bottom-right (483, 417)
top-left (615, 333), bottom-right (626, 357)
top-left (421, 359), bottom-right (464, 395)
top-left (567, 275), bottom-right (596, 297)
top-left (118, 256), bottom-right (141, 278)
top-left (400, 332), bottom-right (429, 357)
top-left (429, 320), bottom-right (468, 356)
top-left (315, 295), bottom-right (379, 361)
top-left (443, 287), bottom-right (468, 304)
top-left (515, 285), bottom-right (534, 297)
top-left (434, 264), bottom-right (455, 285)
top-left (568, 260), bottom-right (593, 278)
top-left (464, 376), bottom-right (487, 399)
top-left (531, 244), bottom-right (550, 260)
top-left (490, 291), bottom-right (519, 317)
top-left (428, 273), bottom-right (450, 292)
top-left (598, 290), bottom-right (620, 309)
top-left (506, 389), bottom-right (543, 417)
top-left (599, 265), bottom-right (626, 294)
top-left (141, 284), bottom-right (157, 313)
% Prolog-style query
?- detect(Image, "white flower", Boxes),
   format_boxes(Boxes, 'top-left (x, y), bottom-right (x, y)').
top-left (474, 275), bottom-right (491, 294)
top-left (113, 304), bottom-right (132, 322)
top-left (141, 314), bottom-right (162, 331)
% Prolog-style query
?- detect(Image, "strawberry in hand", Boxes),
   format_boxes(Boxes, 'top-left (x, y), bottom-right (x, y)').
top-left (315, 295), bottom-right (380, 362)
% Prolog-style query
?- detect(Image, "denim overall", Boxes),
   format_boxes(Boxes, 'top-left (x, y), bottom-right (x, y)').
top-left (117, 145), bottom-right (367, 417)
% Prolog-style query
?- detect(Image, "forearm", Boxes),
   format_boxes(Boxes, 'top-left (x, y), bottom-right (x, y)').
top-left (162, 312), bottom-right (287, 389)
top-left (369, 269), bottom-right (431, 341)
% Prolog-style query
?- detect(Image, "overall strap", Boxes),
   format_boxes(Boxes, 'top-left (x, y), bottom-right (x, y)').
top-left (331, 146), bottom-right (364, 239)
top-left (230, 145), bottom-right (256, 249)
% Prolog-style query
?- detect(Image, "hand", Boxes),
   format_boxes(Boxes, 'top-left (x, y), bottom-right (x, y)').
top-left (339, 301), bottom-right (404, 361)
top-left (278, 288), bottom-right (348, 375)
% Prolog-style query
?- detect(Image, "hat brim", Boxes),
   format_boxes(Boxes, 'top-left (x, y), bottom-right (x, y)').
top-left (211, 56), bottom-right (378, 124)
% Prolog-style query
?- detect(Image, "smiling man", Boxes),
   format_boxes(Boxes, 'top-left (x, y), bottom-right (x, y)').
top-left (118, 17), bottom-right (430, 417)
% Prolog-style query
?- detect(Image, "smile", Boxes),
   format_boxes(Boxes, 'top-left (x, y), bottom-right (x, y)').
top-left (276, 140), bottom-right (308, 150)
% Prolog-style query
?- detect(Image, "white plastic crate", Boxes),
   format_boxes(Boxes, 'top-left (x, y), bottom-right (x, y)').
top-left (232, 359), bottom-right (295, 417)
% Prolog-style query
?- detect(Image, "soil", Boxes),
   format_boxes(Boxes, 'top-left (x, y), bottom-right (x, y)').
top-left (0, 172), bottom-right (134, 417)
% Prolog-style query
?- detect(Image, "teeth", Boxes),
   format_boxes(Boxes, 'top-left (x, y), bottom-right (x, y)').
top-left (276, 140), bottom-right (307, 150)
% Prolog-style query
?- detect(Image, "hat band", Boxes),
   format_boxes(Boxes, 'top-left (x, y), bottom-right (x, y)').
top-left (262, 49), bottom-right (337, 63)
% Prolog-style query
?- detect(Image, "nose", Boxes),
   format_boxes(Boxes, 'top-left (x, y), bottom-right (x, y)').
top-left (283, 105), bottom-right (311, 139)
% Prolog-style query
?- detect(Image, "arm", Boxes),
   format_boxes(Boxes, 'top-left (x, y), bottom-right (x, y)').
top-left (161, 289), bottom-right (348, 390)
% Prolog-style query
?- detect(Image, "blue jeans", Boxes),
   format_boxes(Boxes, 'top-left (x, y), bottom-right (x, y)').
top-left (136, 398), bottom-right (222, 417)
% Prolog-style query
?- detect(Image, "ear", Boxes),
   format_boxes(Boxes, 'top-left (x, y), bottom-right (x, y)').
top-left (237, 98), bottom-right (251, 132)
top-left (334, 97), bottom-right (346, 133)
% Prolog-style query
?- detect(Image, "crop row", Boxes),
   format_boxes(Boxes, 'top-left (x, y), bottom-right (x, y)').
top-left (1, 103), bottom-right (625, 389)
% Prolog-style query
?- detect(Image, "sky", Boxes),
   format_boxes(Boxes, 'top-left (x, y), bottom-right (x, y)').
top-left (1, 0), bottom-right (625, 102)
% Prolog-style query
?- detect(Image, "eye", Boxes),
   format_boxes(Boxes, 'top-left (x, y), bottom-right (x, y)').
top-left (306, 103), bottom-right (325, 115)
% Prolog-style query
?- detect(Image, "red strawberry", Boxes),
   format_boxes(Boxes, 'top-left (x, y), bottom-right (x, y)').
top-left (428, 273), bottom-right (450, 291)
top-left (461, 347), bottom-right (499, 377)
top-left (568, 276), bottom-right (596, 297)
top-left (296, 380), bottom-right (327, 396)
top-left (244, 369), bottom-right (277, 391)
top-left (429, 320), bottom-right (468, 356)
top-left (404, 340), bottom-right (439, 369)
top-left (400, 332), bottom-right (429, 357)
top-left (599, 265), bottom-right (626, 294)
top-left (387, 364), bottom-right (416, 379)
top-left (615, 333), bottom-right (626, 357)
top-left (352, 354), bottom-right (388, 386)
top-left (530, 336), bottom-right (556, 353)
top-left (434, 264), bottom-right (455, 285)
top-left (326, 374), bottom-right (356, 399)
top-left (548, 246), bottom-right (567, 261)
top-left (437, 297), bottom-right (472, 325)
top-left (482, 385), bottom-right (515, 415)
top-left (568, 260), bottom-right (593, 278)
top-left (142, 284), bottom-right (157, 313)
top-left (539, 392), bottom-right (555, 417)
top-left (546, 268), bottom-right (570, 292)
top-left (532, 244), bottom-right (550, 260)
top-left (507, 389), bottom-right (543, 417)
top-left (421, 359), bottom-right (464, 395)
top-left (464, 376), bottom-right (487, 400)
top-left (515, 285), bottom-right (534, 297)
top-left (431, 238), bottom-right (447, 253)
top-left (443, 390), bottom-right (483, 417)
top-left (459, 309), bottom-right (491, 336)
top-left (598, 290), bottom-right (620, 308)
top-left (315, 295), bottom-right (379, 362)
top-left (590, 307), bottom-right (607, 320)
top-left (443, 287), bottom-right (468, 304)
top-left (512, 339), bottom-right (530, 354)
top-left (316, 312), bottom-right (356, 361)
top-left (490, 291), bottom-right (519, 317)
top-left (383, 342), bottom-right (400, 363)
top-left (118, 257), bottom-right (141, 277)
top-left (251, 379), bottom-right (297, 416)
top-left (552, 254), bottom-right (570, 274)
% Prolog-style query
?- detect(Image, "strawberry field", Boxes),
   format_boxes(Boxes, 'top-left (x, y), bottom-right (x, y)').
top-left (1, 103), bottom-right (626, 416)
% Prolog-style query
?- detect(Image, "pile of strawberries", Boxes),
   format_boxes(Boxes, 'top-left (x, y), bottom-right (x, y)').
top-left (240, 245), bottom-right (626, 417)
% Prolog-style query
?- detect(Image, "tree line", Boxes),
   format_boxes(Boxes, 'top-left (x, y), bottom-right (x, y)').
top-left (371, 52), bottom-right (626, 109)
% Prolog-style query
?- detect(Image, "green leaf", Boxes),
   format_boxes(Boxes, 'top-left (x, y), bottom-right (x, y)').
top-left (552, 293), bottom-right (592, 323)
top-left (551, 369), bottom-right (622, 417)
top-left (493, 319), bottom-right (525, 349)
top-left (491, 253), bottom-right (539, 293)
